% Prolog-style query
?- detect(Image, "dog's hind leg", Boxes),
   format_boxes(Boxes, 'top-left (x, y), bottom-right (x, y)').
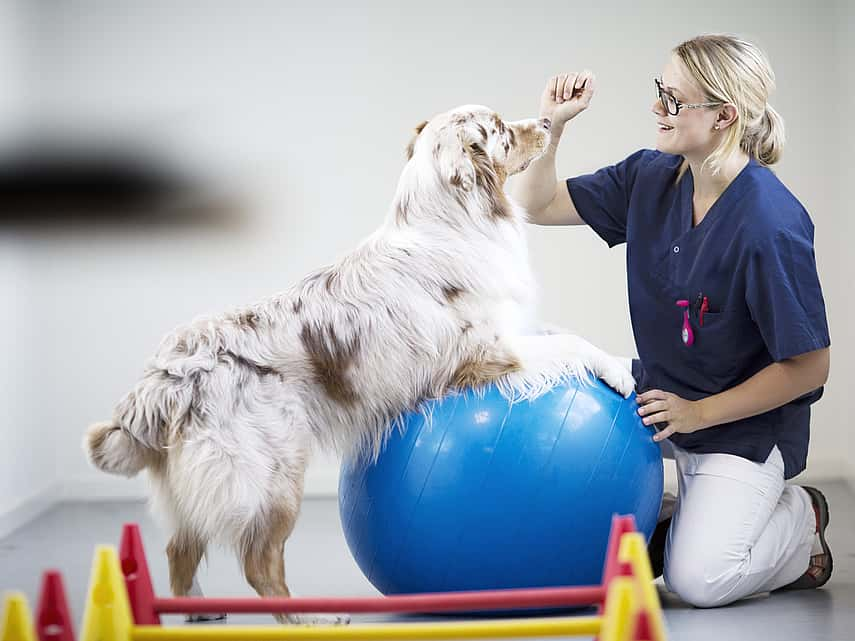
top-left (184, 576), bottom-right (228, 623)
top-left (240, 495), bottom-right (349, 626)
top-left (240, 505), bottom-right (294, 623)
top-left (166, 531), bottom-right (226, 623)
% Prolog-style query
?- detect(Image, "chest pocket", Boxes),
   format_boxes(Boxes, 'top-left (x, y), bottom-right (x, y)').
top-left (688, 306), bottom-right (765, 384)
top-left (646, 249), bottom-right (759, 381)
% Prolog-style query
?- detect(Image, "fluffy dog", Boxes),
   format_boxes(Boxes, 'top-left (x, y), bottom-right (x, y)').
top-left (84, 105), bottom-right (635, 623)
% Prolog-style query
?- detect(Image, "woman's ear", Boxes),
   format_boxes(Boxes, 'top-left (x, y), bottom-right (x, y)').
top-left (716, 104), bottom-right (739, 130)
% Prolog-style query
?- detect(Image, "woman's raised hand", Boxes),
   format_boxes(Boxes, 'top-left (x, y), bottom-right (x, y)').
top-left (539, 70), bottom-right (596, 128)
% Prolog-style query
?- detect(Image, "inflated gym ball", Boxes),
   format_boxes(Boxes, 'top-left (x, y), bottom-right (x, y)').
top-left (338, 377), bottom-right (663, 595)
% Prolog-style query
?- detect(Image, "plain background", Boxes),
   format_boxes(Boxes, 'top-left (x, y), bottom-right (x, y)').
top-left (0, 0), bottom-right (852, 536)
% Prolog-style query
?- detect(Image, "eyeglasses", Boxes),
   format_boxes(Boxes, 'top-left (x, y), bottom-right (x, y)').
top-left (654, 78), bottom-right (723, 116)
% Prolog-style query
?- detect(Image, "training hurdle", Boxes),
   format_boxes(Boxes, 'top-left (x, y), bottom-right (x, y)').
top-left (1, 514), bottom-right (666, 641)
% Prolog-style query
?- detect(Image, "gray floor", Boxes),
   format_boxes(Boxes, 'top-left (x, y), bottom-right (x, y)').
top-left (1, 483), bottom-right (853, 640)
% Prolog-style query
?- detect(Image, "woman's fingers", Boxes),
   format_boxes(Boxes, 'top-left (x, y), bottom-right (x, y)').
top-left (638, 400), bottom-right (667, 416)
top-left (555, 74), bottom-right (568, 102)
top-left (541, 71), bottom-right (597, 125)
top-left (637, 389), bottom-right (669, 404)
top-left (547, 75), bottom-right (558, 101)
top-left (653, 425), bottom-right (675, 442)
top-left (562, 73), bottom-right (580, 102)
top-left (642, 410), bottom-right (671, 426)
top-left (579, 71), bottom-right (595, 102)
top-left (565, 70), bottom-right (587, 99)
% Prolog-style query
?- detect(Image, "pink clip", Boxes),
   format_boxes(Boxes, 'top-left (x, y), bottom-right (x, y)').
top-left (676, 300), bottom-right (694, 346)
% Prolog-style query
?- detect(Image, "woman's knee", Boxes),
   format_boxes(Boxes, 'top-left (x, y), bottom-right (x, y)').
top-left (664, 546), bottom-right (746, 608)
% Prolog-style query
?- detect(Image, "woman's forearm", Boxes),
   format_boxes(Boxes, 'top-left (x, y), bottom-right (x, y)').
top-left (514, 71), bottom-right (596, 224)
top-left (696, 347), bottom-right (830, 430)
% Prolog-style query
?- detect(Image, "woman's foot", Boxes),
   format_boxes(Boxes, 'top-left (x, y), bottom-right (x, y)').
top-left (778, 485), bottom-right (833, 590)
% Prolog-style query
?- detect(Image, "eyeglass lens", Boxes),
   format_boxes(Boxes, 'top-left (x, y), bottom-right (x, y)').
top-left (655, 79), bottom-right (678, 115)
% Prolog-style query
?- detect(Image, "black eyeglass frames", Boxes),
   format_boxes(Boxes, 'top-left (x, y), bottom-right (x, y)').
top-left (654, 77), bottom-right (723, 116)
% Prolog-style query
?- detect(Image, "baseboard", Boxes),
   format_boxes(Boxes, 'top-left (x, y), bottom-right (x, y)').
top-left (793, 457), bottom-right (855, 490)
top-left (0, 484), bottom-right (60, 539)
top-left (3, 457), bottom-right (850, 540)
top-left (53, 457), bottom-right (855, 502)
top-left (303, 464), bottom-right (340, 497)
top-left (54, 464), bottom-right (342, 504)
top-left (58, 475), bottom-right (150, 501)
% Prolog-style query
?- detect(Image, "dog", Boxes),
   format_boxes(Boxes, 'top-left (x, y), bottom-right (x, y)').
top-left (84, 104), bottom-right (635, 624)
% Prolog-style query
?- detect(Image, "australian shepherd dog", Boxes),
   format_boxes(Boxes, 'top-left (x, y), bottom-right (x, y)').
top-left (85, 105), bottom-right (634, 623)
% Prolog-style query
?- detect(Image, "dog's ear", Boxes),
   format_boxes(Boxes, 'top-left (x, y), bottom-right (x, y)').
top-left (437, 131), bottom-right (480, 191)
top-left (405, 120), bottom-right (429, 160)
top-left (442, 136), bottom-right (504, 194)
top-left (466, 140), bottom-right (504, 188)
top-left (451, 138), bottom-right (510, 218)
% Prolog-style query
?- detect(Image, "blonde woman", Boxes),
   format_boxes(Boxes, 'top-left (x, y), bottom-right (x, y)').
top-left (514, 35), bottom-right (832, 607)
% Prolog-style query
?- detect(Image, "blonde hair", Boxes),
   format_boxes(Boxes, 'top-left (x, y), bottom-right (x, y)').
top-left (672, 34), bottom-right (785, 182)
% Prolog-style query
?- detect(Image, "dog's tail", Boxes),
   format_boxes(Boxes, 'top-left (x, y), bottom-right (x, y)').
top-left (84, 372), bottom-right (176, 477)
top-left (83, 420), bottom-right (153, 477)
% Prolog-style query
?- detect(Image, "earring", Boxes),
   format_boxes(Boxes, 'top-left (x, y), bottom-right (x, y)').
top-left (713, 125), bottom-right (720, 130)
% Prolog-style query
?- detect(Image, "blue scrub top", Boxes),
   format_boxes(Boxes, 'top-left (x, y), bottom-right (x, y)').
top-left (567, 150), bottom-right (830, 479)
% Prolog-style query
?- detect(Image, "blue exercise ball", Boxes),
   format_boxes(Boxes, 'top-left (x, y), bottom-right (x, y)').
top-left (338, 377), bottom-right (663, 595)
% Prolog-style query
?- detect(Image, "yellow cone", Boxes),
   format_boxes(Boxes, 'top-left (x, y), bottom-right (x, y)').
top-left (0, 593), bottom-right (36, 641)
top-left (619, 532), bottom-right (667, 641)
top-left (80, 546), bottom-right (133, 641)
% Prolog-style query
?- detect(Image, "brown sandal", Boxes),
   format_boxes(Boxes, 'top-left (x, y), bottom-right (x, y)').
top-left (778, 486), bottom-right (833, 590)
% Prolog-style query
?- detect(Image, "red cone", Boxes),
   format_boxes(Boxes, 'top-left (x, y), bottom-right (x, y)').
top-left (118, 523), bottom-right (160, 624)
top-left (35, 571), bottom-right (75, 641)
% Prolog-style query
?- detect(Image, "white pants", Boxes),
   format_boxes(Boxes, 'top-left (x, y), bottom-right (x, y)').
top-left (660, 442), bottom-right (815, 607)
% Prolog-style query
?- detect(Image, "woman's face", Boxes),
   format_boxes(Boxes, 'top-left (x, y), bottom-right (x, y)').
top-left (652, 56), bottom-right (721, 158)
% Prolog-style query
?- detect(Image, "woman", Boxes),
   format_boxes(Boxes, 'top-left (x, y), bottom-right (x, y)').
top-left (513, 34), bottom-right (832, 607)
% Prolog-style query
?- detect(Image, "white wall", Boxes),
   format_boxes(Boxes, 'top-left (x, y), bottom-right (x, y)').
top-left (0, 2), bottom-right (61, 537)
top-left (1, 1), bottom-right (851, 524)
top-left (774, 0), bottom-right (853, 486)
top-left (0, 236), bottom-right (62, 536)
top-left (827, 0), bottom-right (855, 482)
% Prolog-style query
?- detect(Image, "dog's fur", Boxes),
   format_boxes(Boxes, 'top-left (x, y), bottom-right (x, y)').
top-left (84, 105), bottom-right (634, 623)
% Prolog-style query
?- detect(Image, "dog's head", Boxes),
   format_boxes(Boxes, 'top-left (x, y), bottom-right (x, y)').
top-left (406, 105), bottom-right (551, 193)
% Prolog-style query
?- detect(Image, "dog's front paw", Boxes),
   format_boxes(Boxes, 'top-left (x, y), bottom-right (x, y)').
top-left (593, 355), bottom-right (637, 398)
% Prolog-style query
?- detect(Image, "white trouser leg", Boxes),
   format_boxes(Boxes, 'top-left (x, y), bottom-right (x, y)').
top-left (662, 445), bottom-right (815, 608)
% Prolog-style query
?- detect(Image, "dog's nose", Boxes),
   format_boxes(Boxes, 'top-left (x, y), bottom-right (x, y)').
top-left (539, 118), bottom-right (551, 131)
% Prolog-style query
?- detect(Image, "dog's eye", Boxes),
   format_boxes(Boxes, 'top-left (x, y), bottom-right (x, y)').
top-left (468, 142), bottom-right (487, 157)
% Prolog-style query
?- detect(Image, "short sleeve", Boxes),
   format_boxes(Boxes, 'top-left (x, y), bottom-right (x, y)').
top-left (745, 228), bottom-right (830, 361)
top-left (565, 149), bottom-right (653, 248)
